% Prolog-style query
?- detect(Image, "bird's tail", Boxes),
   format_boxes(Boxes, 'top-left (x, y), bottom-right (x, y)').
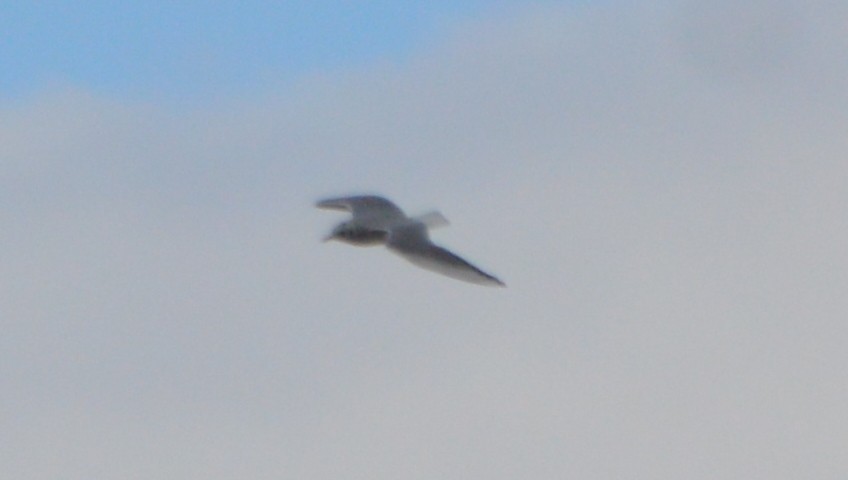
top-left (412, 211), bottom-right (449, 229)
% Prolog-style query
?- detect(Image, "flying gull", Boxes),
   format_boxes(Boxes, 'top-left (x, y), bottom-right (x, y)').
top-left (317, 195), bottom-right (505, 287)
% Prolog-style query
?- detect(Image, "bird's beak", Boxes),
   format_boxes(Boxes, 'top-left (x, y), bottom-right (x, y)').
top-left (322, 232), bottom-right (335, 242)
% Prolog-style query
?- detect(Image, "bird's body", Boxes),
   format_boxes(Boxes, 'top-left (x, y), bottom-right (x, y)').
top-left (317, 195), bottom-right (504, 287)
top-left (330, 224), bottom-right (388, 246)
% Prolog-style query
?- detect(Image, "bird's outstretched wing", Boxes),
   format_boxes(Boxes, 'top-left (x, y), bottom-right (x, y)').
top-left (316, 195), bottom-right (408, 230)
top-left (412, 210), bottom-right (449, 229)
top-left (386, 223), bottom-right (505, 287)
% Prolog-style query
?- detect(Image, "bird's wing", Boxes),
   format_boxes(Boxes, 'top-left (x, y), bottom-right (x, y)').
top-left (411, 210), bottom-right (449, 230)
top-left (386, 223), bottom-right (505, 287)
top-left (316, 195), bottom-right (407, 229)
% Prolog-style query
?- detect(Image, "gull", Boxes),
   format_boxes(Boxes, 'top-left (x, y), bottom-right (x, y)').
top-left (317, 195), bottom-right (505, 287)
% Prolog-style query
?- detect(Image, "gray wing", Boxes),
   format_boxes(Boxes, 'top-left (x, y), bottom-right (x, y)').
top-left (386, 223), bottom-right (505, 287)
top-left (316, 195), bottom-right (408, 230)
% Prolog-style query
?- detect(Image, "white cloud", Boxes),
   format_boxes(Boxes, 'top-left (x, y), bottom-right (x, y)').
top-left (1, 2), bottom-right (847, 479)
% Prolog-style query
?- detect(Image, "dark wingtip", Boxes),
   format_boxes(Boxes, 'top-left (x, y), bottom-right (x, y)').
top-left (480, 272), bottom-right (506, 287)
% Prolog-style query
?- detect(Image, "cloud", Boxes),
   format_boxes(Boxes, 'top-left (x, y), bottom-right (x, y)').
top-left (1, 1), bottom-right (847, 479)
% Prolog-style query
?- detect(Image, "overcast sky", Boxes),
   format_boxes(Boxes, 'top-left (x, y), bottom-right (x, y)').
top-left (2, 1), bottom-right (847, 479)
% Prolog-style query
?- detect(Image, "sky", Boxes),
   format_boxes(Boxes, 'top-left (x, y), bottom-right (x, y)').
top-left (2, 1), bottom-right (848, 479)
top-left (1, 1), bottom-right (532, 100)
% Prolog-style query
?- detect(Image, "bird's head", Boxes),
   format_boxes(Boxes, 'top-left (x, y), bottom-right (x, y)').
top-left (322, 222), bottom-right (350, 242)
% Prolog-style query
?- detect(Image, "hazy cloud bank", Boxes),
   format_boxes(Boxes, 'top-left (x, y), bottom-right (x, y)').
top-left (2, 1), bottom-right (846, 479)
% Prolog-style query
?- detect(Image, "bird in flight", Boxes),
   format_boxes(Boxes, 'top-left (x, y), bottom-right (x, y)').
top-left (317, 195), bottom-right (505, 287)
